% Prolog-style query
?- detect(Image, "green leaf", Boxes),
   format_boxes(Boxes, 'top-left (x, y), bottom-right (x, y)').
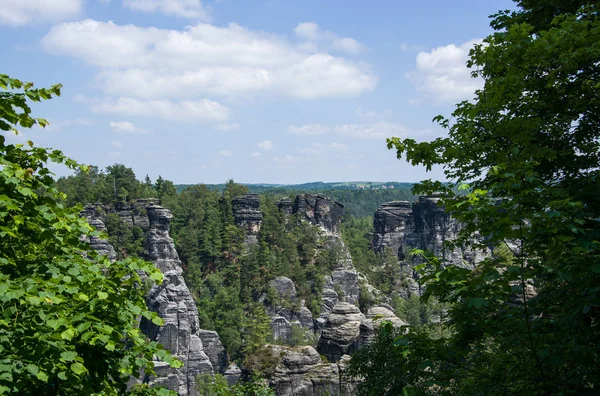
top-left (61, 328), bottom-right (76, 341)
top-left (35, 371), bottom-right (49, 382)
top-left (70, 362), bottom-right (86, 375)
top-left (60, 351), bottom-right (77, 362)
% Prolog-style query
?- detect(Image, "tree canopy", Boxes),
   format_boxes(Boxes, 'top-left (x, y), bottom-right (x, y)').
top-left (0, 74), bottom-right (179, 395)
top-left (350, 1), bottom-right (600, 394)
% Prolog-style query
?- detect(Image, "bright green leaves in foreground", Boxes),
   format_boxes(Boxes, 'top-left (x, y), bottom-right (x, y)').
top-left (352, 1), bottom-right (600, 395)
top-left (0, 74), bottom-right (178, 395)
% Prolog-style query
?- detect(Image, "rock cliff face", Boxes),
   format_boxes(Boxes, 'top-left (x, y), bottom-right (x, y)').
top-left (264, 345), bottom-right (358, 396)
top-left (81, 206), bottom-right (117, 261)
top-left (292, 194), bottom-right (344, 235)
top-left (140, 205), bottom-right (214, 395)
top-left (232, 194), bottom-right (263, 244)
top-left (84, 202), bottom-right (218, 395)
top-left (316, 302), bottom-right (365, 363)
top-left (267, 277), bottom-right (315, 343)
top-left (372, 197), bottom-right (488, 296)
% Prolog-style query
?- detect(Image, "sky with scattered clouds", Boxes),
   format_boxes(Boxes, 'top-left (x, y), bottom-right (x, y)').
top-left (1, 0), bottom-right (515, 184)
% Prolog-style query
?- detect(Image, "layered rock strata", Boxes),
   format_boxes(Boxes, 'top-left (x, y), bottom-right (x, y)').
top-left (81, 206), bottom-right (117, 261)
top-left (372, 197), bottom-right (489, 296)
top-left (232, 194), bottom-right (263, 244)
top-left (292, 194), bottom-right (344, 235)
top-left (267, 277), bottom-right (314, 343)
top-left (265, 345), bottom-right (358, 396)
top-left (141, 205), bottom-right (214, 395)
top-left (316, 302), bottom-right (365, 363)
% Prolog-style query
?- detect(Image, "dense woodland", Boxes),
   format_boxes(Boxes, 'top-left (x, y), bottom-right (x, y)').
top-left (1, 0), bottom-right (599, 394)
top-left (56, 168), bottom-right (433, 361)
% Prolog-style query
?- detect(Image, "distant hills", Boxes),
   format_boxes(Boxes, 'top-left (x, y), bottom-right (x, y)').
top-left (175, 181), bottom-right (414, 194)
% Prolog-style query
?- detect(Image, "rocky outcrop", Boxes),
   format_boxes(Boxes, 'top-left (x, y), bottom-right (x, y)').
top-left (292, 194), bottom-right (344, 234)
top-left (140, 205), bottom-right (214, 395)
top-left (372, 197), bottom-right (489, 296)
top-left (83, 199), bottom-right (158, 231)
top-left (81, 207), bottom-right (117, 261)
top-left (265, 345), bottom-right (358, 396)
top-left (359, 306), bottom-right (407, 348)
top-left (267, 277), bottom-right (315, 343)
top-left (224, 364), bottom-right (242, 386)
top-left (317, 303), bottom-right (365, 363)
top-left (276, 198), bottom-right (293, 215)
top-left (232, 194), bottom-right (263, 243)
top-left (198, 330), bottom-right (227, 374)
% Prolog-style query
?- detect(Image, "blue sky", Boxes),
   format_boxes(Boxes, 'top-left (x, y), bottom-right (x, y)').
top-left (1, 0), bottom-right (515, 184)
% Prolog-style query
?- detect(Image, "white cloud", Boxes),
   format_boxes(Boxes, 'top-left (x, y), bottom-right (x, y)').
top-left (298, 142), bottom-right (348, 156)
top-left (355, 107), bottom-right (378, 118)
top-left (215, 123), bottom-right (239, 131)
top-left (0, 0), bottom-right (82, 26)
top-left (408, 39), bottom-right (483, 103)
top-left (334, 122), bottom-right (409, 140)
top-left (290, 122), bottom-right (411, 140)
top-left (45, 118), bottom-right (93, 131)
top-left (110, 140), bottom-right (123, 149)
top-left (288, 124), bottom-right (330, 136)
top-left (294, 22), bottom-right (365, 55)
top-left (93, 98), bottom-right (230, 122)
top-left (257, 140), bottom-right (273, 151)
top-left (273, 155), bottom-right (307, 165)
top-left (250, 152), bottom-right (262, 157)
top-left (109, 121), bottom-right (150, 134)
top-left (42, 20), bottom-right (377, 104)
top-left (219, 150), bottom-right (233, 157)
top-left (123, 0), bottom-right (210, 20)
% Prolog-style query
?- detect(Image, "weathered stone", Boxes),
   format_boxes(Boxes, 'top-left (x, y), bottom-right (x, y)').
top-left (265, 345), bottom-right (358, 396)
top-left (359, 306), bottom-right (407, 348)
top-left (232, 194), bottom-right (263, 236)
top-left (372, 197), bottom-right (489, 296)
top-left (141, 205), bottom-right (214, 395)
top-left (276, 198), bottom-right (293, 215)
top-left (198, 330), bottom-right (227, 374)
top-left (81, 211), bottom-right (117, 262)
top-left (316, 302), bottom-right (365, 363)
top-left (270, 276), bottom-right (298, 301)
top-left (224, 364), bottom-right (241, 387)
top-left (326, 269), bottom-right (360, 307)
top-left (292, 194), bottom-right (344, 234)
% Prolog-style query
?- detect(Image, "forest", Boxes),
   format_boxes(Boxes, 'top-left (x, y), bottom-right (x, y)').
top-left (0, 0), bottom-right (599, 395)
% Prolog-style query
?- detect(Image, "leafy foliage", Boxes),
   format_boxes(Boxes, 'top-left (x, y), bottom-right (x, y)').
top-left (0, 74), bottom-right (179, 395)
top-left (353, 1), bottom-right (600, 394)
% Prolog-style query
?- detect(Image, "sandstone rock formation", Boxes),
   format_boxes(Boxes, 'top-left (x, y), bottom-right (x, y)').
top-left (372, 197), bottom-right (489, 296)
top-left (267, 277), bottom-right (315, 343)
top-left (232, 194), bottom-right (263, 244)
top-left (292, 194), bottom-right (344, 235)
top-left (316, 302), bottom-right (365, 363)
top-left (81, 206), bottom-right (117, 261)
top-left (198, 330), bottom-right (227, 374)
top-left (140, 205), bottom-right (214, 395)
top-left (264, 345), bottom-right (358, 396)
top-left (359, 306), bottom-right (407, 348)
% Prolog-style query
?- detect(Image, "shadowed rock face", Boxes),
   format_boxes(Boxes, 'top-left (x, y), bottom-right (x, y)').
top-left (265, 345), bottom-right (358, 396)
top-left (140, 205), bottom-right (214, 396)
top-left (267, 277), bottom-right (315, 343)
top-left (81, 207), bottom-right (117, 261)
top-left (292, 194), bottom-right (344, 234)
top-left (316, 302), bottom-right (365, 363)
top-left (232, 194), bottom-right (263, 235)
top-left (372, 197), bottom-right (488, 296)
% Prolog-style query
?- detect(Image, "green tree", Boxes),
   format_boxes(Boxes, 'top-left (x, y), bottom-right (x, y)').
top-left (0, 74), bottom-right (179, 394)
top-left (353, 1), bottom-right (600, 394)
